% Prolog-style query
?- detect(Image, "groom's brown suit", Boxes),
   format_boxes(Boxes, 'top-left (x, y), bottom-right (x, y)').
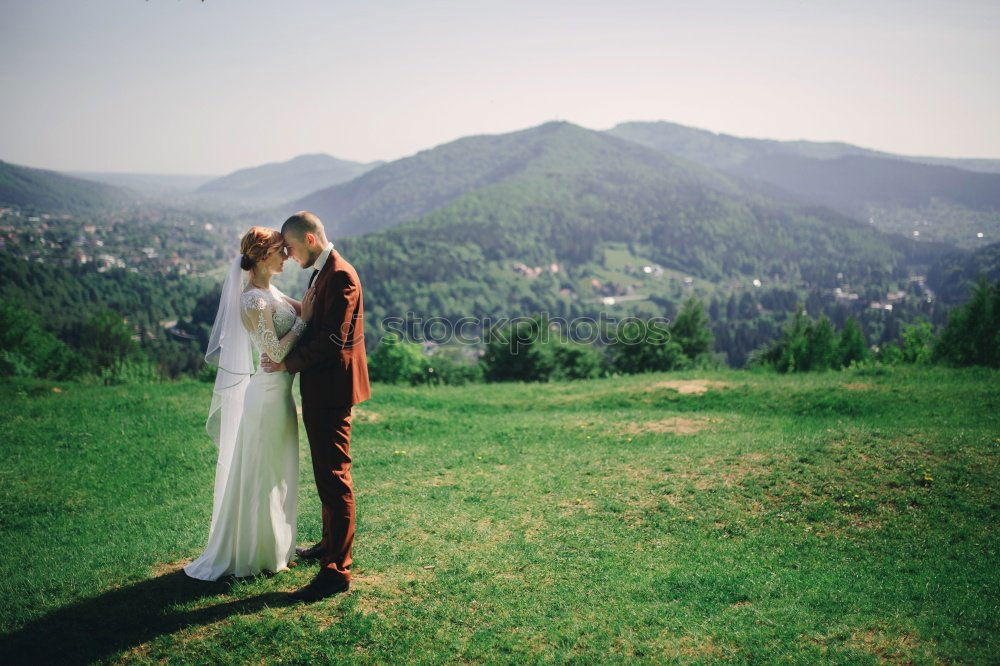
top-left (284, 246), bottom-right (371, 584)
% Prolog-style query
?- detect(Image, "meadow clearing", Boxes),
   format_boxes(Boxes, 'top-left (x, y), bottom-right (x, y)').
top-left (1, 366), bottom-right (997, 664)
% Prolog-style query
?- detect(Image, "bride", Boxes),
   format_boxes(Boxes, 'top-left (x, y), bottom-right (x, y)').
top-left (185, 226), bottom-right (316, 581)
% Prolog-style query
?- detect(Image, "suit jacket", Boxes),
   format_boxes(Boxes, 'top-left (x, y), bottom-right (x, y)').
top-left (284, 247), bottom-right (371, 408)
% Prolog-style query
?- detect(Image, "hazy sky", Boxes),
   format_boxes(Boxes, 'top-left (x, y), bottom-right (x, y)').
top-left (1, 0), bottom-right (998, 175)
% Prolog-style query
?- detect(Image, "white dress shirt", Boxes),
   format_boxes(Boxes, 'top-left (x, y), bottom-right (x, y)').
top-left (309, 241), bottom-right (335, 286)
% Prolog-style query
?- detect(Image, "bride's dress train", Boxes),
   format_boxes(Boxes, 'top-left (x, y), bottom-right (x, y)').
top-left (185, 281), bottom-right (307, 581)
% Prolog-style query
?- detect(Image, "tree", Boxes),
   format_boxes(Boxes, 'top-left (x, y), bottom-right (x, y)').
top-left (750, 306), bottom-right (841, 373)
top-left (808, 316), bottom-right (837, 372)
top-left (670, 297), bottom-right (714, 361)
top-left (609, 318), bottom-right (686, 374)
top-left (901, 320), bottom-right (934, 365)
top-left (876, 341), bottom-right (903, 365)
top-left (550, 339), bottom-right (605, 380)
top-left (933, 276), bottom-right (1000, 368)
top-left (62, 308), bottom-right (143, 373)
top-left (0, 300), bottom-right (82, 379)
top-left (481, 316), bottom-right (555, 382)
top-left (837, 316), bottom-right (868, 368)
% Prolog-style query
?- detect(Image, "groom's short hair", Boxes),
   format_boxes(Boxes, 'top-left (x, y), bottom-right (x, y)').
top-left (282, 211), bottom-right (324, 240)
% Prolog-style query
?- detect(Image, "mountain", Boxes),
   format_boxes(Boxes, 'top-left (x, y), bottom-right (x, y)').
top-left (68, 171), bottom-right (216, 196)
top-left (285, 122), bottom-right (913, 330)
top-left (727, 153), bottom-right (1000, 212)
top-left (196, 153), bottom-right (381, 204)
top-left (607, 120), bottom-right (1000, 174)
top-left (291, 125), bottom-right (622, 237)
top-left (0, 160), bottom-right (132, 211)
top-left (607, 121), bottom-right (1000, 248)
top-left (728, 154), bottom-right (1000, 246)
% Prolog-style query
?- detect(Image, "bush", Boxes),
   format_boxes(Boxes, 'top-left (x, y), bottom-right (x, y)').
top-left (196, 362), bottom-right (218, 383)
top-left (481, 316), bottom-right (556, 382)
top-left (901, 320), bottom-right (934, 365)
top-left (550, 339), bottom-right (606, 380)
top-left (608, 318), bottom-right (686, 374)
top-left (425, 352), bottom-right (484, 386)
top-left (751, 306), bottom-right (870, 373)
top-left (0, 300), bottom-right (83, 379)
top-left (98, 358), bottom-right (163, 385)
top-left (481, 314), bottom-right (608, 382)
top-left (875, 341), bottom-right (904, 366)
top-left (846, 357), bottom-right (893, 376)
top-left (62, 308), bottom-right (146, 374)
top-left (368, 333), bottom-right (428, 384)
top-left (607, 299), bottom-right (719, 375)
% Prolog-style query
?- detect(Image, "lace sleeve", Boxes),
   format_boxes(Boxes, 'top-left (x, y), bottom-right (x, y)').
top-left (240, 291), bottom-right (307, 363)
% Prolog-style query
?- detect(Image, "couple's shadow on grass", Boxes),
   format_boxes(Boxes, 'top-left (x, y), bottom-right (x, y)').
top-left (3, 566), bottom-right (305, 664)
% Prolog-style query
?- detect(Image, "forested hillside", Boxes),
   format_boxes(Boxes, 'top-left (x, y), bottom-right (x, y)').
top-left (0, 160), bottom-right (132, 211)
top-left (607, 120), bottom-right (1000, 174)
top-left (608, 121), bottom-right (1000, 248)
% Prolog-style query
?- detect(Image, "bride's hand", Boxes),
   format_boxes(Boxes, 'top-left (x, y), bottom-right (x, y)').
top-left (301, 287), bottom-right (316, 322)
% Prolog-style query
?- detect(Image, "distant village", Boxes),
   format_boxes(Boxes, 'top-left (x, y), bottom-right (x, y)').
top-left (507, 254), bottom-right (933, 315)
top-left (0, 205), bottom-right (230, 276)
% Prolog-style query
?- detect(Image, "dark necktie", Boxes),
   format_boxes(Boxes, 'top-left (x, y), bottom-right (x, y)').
top-left (308, 268), bottom-right (319, 289)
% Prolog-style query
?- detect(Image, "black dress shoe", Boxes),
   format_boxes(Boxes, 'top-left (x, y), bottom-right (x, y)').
top-left (289, 569), bottom-right (350, 602)
top-left (295, 542), bottom-right (324, 559)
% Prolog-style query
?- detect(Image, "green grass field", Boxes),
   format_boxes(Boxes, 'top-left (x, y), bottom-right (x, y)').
top-left (1, 367), bottom-right (998, 664)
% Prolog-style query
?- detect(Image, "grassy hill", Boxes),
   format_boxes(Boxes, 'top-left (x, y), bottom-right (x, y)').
top-left (197, 153), bottom-right (381, 204)
top-left (1, 366), bottom-right (997, 662)
top-left (0, 160), bottom-right (132, 211)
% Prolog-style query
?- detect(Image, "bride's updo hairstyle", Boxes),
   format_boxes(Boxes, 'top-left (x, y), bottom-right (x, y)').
top-left (239, 226), bottom-right (283, 271)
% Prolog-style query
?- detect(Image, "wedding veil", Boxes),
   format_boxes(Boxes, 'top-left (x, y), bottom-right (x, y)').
top-left (203, 256), bottom-right (255, 529)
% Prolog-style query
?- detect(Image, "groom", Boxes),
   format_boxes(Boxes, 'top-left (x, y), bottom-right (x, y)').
top-left (262, 210), bottom-right (371, 602)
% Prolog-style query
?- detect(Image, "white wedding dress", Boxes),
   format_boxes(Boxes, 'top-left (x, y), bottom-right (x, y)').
top-left (185, 283), bottom-right (307, 581)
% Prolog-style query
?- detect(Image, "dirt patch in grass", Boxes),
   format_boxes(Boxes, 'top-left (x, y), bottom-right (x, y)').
top-left (802, 627), bottom-right (928, 664)
top-left (150, 557), bottom-right (193, 577)
top-left (847, 627), bottom-right (924, 664)
top-left (682, 451), bottom-right (773, 490)
top-left (799, 625), bottom-right (935, 664)
top-left (624, 416), bottom-right (721, 436)
top-left (615, 451), bottom-right (776, 524)
top-left (350, 568), bottom-right (424, 616)
top-left (656, 632), bottom-right (732, 660)
top-left (646, 379), bottom-right (732, 395)
top-left (354, 409), bottom-right (380, 423)
top-left (520, 511), bottom-right (548, 543)
top-left (557, 497), bottom-right (597, 514)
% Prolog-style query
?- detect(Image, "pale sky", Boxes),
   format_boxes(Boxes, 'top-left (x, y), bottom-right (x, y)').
top-left (1, 0), bottom-right (998, 175)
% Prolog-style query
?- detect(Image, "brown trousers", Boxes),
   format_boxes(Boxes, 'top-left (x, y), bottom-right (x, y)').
top-left (301, 404), bottom-right (355, 583)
